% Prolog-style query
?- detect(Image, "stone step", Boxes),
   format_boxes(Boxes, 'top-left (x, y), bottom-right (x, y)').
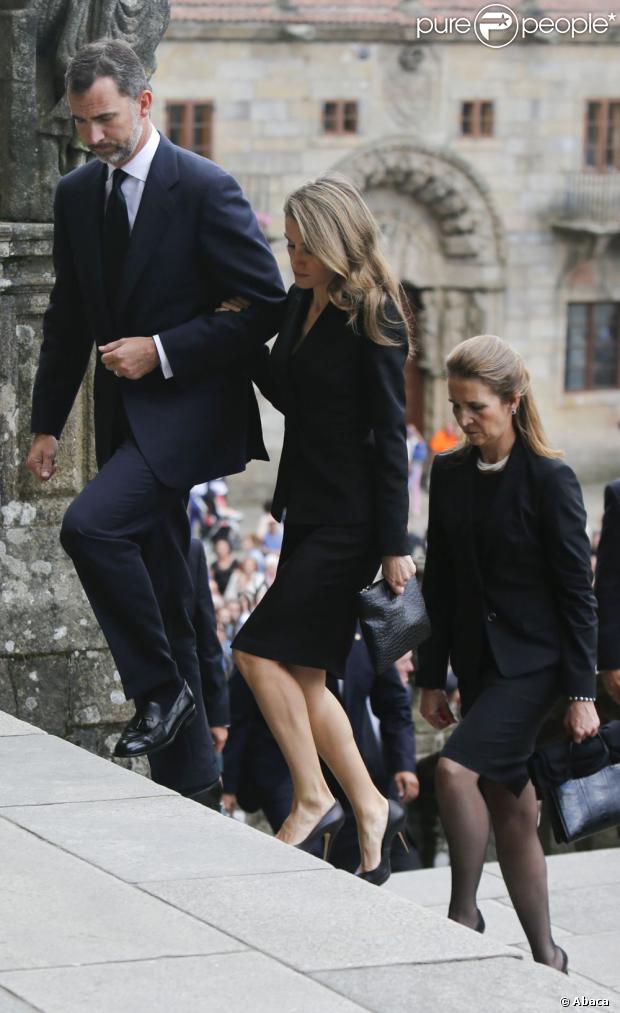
top-left (1, 710), bottom-right (617, 1012)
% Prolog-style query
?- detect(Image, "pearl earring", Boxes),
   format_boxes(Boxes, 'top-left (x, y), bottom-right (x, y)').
top-left (511, 408), bottom-right (517, 415)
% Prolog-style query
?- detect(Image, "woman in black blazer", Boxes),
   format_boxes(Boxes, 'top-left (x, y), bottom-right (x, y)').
top-left (232, 175), bottom-right (416, 884)
top-left (417, 334), bottom-right (599, 971)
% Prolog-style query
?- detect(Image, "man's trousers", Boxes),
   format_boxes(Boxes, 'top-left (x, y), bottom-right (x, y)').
top-left (60, 435), bottom-right (219, 795)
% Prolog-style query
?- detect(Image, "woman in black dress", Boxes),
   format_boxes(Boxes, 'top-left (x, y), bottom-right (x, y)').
top-left (232, 175), bottom-right (416, 883)
top-left (417, 333), bottom-right (599, 970)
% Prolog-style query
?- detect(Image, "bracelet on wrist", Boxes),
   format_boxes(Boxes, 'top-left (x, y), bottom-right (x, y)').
top-left (568, 695), bottom-right (596, 702)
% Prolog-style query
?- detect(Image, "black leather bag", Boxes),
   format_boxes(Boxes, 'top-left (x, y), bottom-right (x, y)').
top-left (357, 578), bottom-right (431, 675)
top-left (533, 733), bottom-right (620, 845)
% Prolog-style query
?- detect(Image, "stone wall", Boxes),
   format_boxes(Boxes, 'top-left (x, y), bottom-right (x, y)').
top-left (0, 0), bottom-right (171, 766)
top-left (0, 223), bottom-right (140, 765)
top-left (153, 32), bottom-right (620, 492)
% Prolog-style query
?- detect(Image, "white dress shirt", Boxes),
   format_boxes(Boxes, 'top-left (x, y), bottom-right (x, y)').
top-left (105, 126), bottom-right (173, 379)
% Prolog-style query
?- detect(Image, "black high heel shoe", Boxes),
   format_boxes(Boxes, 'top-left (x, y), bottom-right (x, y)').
top-left (355, 799), bottom-right (408, 887)
top-left (475, 910), bottom-right (486, 934)
top-left (556, 946), bottom-right (569, 975)
top-left (294, 801), bottom-right (346, 862)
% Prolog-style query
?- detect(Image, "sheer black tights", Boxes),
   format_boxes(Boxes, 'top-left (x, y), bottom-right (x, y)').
top-left (435, 757), bottom-right (562, 967)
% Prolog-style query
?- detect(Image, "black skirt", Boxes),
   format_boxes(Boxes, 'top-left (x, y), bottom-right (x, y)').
top-left (441, 663), bottom-right (561, 797)
top-left (232, 522), bottom-right (380, 678)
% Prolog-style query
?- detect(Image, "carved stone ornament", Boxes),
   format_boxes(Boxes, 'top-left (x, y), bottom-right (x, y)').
top-left (0, 0), bottom-right (170, 223)
top-left (334, 138), bottom-right (506, 268)
top-left (398, 45), bottom-right (425, 73)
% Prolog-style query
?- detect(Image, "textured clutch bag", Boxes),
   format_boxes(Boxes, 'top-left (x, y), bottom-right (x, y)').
top-left (547, 761), bottom-right (620, 842)
top-left (357, 578), bottom-right (431, 675)
top-left (547, 763), bottom-right (620, 844)
top-left (530, 730), bottom-right (620, 844)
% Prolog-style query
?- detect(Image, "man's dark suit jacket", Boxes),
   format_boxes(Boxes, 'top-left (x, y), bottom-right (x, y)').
top-left (326, 634), bottom-right (416, 791)
top-left (325, 637), bottom-right (420, 872)
top-left (253, 286), bottom-right (410, 556)
top-left (222, 668), bottom-right (291, 815)
top-left (189, 538), bottom-right (229, 727)
top-left (31, 132), bottom-right (286, 489)
top-left (417, 438), bottom-right (597, 699)
top-left (595, 479), bottom-right (620, 670)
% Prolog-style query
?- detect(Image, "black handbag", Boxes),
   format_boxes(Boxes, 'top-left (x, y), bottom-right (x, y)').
top-left (357, 577), bottom-right (431, 675)
top-left (530, 730), bottom-right (620, 845)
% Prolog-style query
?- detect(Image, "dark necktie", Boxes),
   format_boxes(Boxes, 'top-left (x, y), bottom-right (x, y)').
top-left (102, 168), bottom-right (130, 319)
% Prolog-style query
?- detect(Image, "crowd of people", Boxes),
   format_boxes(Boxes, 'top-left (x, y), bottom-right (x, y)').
top-left (192, 494), bottom-right (285, 673)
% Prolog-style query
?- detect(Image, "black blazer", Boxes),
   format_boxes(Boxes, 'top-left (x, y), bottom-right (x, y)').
top-left (595, 479), bottom-right (620, 670)
top-left (253, 287), bottom-right (410, 556)
top-left (417, 439), bottom-right (597, 698)
top-left (31, 133), bottom-right (286, 489)
top-left (222, 668), bottom-right (290, 810)
top-left (189, 539), bottom-right (230, 727)
top-left (326, 633), bottom-right (416, 788)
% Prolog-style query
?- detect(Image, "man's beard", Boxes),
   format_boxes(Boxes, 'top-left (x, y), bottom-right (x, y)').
top-left (89, 115), bottom-right (143, 166)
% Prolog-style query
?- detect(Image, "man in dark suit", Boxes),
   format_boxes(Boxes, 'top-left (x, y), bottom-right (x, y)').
top-left (26, 39), bottom-right (285, 800)
top-left (188, 538), bottom-right (230, 748)
top-left (148, 537), bottom-right (231, 807)
top-left (221, 668), bottom-right (293, 832)
top-left (595, 479), bottom-right (620, 706)
top-left (324, 633), bottom-right (420, 872)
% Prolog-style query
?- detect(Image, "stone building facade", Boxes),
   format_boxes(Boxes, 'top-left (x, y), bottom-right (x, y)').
top-left (152, 0), bottom-right (620, 489)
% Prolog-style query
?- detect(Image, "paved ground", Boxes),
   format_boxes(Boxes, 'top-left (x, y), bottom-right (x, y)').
top-left (387, 855), bottom-right (620, 1004)
top-left (1, 710), bottom-right (618, 1012)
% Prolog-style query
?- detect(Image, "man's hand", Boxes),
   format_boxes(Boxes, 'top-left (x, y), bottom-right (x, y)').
top-left (600, 669), bottom-right (620, 705)
top-left (210, 726), bottom-right (229, 753)
top-left (419, 687), bottom-right (457, 730)
top-left (382, 555), bottom-right (416, 596)
top-left (99, 336), bottom-right (159, 380)
top-left (222, 792), bottom-right (237, 815)
top-left (564, 700), bottom-right (600, 743)
top-left (26, 434), bottom-right (59, 483)
top-left (394, 771), bottom-right (420, 803)
top-left (216, 296), bottom-right (251, 313)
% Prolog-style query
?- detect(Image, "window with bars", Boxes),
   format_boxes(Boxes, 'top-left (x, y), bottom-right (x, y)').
top-left (460, 101), bottom-right (495, 138)
top-left (321, 101), bottom-right (359, 135)
top-left (585, 101), bottom-right (620, 171)
top-left (565, 303), bottom-right (620, 391)
top-left (166, 102), bottom-right (214, 158)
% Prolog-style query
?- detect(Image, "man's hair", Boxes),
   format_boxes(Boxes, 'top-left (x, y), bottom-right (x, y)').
top-left (65, 38), bottom-right (149, 98)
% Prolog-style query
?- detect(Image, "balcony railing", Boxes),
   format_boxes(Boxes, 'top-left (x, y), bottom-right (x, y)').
top-left (552, 171), bottom-right (620, 231)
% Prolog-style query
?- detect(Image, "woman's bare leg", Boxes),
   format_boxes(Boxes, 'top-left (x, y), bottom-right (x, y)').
top-left (233, 649), bottom-right (334, 845)
top-left (435, 757), bottom-right (490, 927)
top-left (483, 779), bottom-right (563, 968)
top-left (290, 665), bottom-right (388, 872)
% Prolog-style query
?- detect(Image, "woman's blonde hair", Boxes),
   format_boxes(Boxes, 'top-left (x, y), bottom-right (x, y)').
top-left (283, 173), bottom-right (413, 350)
top-left (446, 334), bottom-right (562, 458)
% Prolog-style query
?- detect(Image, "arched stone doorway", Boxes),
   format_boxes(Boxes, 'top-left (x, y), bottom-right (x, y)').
top-left (334, 140), bottom-right (506, 437)
top-left (403, 283), bottom-right (425, 431)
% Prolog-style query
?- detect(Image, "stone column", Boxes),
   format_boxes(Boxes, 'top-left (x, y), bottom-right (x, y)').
top-left (0, 223), bottom-right (134, 755)
top-left (0, 7), bottom-right (39, 222)
top-left (0, 1), bottom-right (169, 767)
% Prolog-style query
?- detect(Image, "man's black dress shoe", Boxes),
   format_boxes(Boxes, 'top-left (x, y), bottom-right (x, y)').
top-left (187, 778), bottom-right (224, 814)
top-left (114, 682), bottom-right (196, 758)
